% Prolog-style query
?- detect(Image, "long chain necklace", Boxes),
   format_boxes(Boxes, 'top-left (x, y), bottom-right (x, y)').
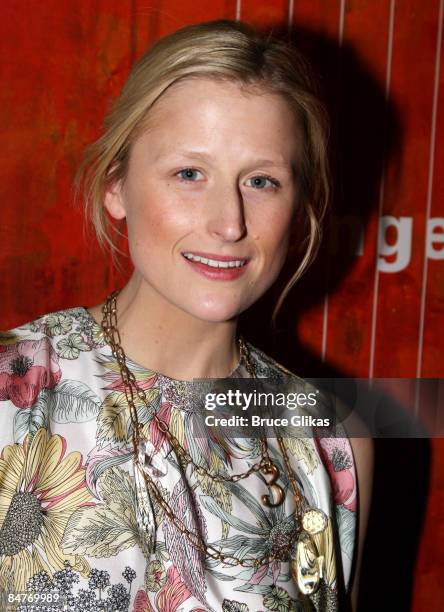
top-left (100, 290), bottom-right (327, 594)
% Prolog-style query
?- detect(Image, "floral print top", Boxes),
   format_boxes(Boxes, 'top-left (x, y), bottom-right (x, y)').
top-left (0, 308), bottom-right (357, 612)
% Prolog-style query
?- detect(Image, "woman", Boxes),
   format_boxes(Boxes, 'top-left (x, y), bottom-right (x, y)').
top-left (0, 19), bottom-right (372, 612)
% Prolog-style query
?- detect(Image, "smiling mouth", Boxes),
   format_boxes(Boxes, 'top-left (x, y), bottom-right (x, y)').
top-left (182, 252), bottom-right (248, 269)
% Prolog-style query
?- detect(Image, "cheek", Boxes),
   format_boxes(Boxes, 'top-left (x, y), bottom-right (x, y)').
top-left (266, 235), bottom-right (291, 279)
top-left (125, 190), bottom-right (194, 250)
top-left (256, 211), bottom-right (293, 260)
top-left (251, 212), bottom-right (293, 290)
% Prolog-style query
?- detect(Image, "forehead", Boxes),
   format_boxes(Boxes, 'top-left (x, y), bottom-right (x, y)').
top-left (136, 77), bottom-right (302, 163)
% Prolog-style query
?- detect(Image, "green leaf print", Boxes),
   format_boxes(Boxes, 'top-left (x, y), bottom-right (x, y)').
top-left (61, 501), bottom-right (138, 557)
top-left (222, 600), bottom-right (249, 612)
top-left (200, 495), bottom-right (267, 536)
top-left (263, 585), bottom-right (302, 611)
top-left (234, 583), bottom-right (271, 595)
top-left (43, 313), bottom-right (73, 337)
top-left (13, 391), bottom-right (49, 442)
top-left (48, 380), bottom-right (102, 423)
top-left (280, 437), bottom-right (319, 474)
top-left (335, 504), bottom-right (355, 561)
top-left (96, 392), bottom-right (131, 447)
top-left (56, 332), bottom-right (90, 359)
top-left (62, 467), bottom-right (157, 559)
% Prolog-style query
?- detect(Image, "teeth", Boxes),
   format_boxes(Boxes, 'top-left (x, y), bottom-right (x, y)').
top-left (183, 253), bottom-right (246, 268)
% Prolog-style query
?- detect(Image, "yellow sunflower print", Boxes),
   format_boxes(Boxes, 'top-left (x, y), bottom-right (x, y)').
top-left (0, 428), bottom-right (92, 592)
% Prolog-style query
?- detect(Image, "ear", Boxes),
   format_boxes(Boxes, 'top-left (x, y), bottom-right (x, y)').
top-left (104, 180), bottom-right (126, 220)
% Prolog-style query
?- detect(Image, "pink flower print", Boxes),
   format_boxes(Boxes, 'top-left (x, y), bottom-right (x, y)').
top-left (150, 401), bottom-right (172, 453)
top-left (155, 566), bottom-right (191, 612)
top-left (316, 437), bottom-right (357, 511)
top-left (131, 568), bottom-right (193, 612)
top-left (0, 338), bottom-right (61, 408)
top-left (133, 590), bottom-right (155, 612)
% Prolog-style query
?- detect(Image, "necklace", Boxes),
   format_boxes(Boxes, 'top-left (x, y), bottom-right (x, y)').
top-left (100, 290), bottom-right (327, 594)
top-left (101, 292), bottom-right (284, 504)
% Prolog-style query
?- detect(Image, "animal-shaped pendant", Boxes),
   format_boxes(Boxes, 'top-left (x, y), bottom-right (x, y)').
top-left (290, 509), bottom-right (327, 595)
top-left (291, 531), bottom-right (324, 595)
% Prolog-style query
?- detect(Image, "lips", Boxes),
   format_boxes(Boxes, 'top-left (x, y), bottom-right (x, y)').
top-left (182, 251), bottom-right (247, 268)
top-left (181, 251), bottom-right (250, 280)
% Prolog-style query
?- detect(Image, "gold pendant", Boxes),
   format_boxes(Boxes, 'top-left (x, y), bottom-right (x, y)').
top-left (260, 462), bottom-right (285, 507)
top-left (291, 531), bottom-right (324, 595)
top-left (301, 508), bottom-right (328, 536)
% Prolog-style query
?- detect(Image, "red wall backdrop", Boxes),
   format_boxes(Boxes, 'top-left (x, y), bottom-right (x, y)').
top-left (0, 1), bottom-right (443, 609)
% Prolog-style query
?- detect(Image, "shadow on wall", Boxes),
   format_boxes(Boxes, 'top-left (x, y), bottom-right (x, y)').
top-left (239, 24), bottom-right (431, 612)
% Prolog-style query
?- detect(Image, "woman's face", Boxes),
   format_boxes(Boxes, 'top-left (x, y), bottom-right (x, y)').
top-left (105, 77), bottom-right (302, 323)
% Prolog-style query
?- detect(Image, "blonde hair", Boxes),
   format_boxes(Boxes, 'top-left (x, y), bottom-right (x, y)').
top-left (76, 19), bottom-right (331, 322)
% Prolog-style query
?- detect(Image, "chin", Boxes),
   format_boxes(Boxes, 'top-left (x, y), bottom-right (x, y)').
top-left (182, 296), bottom-right (249, 323)
top-left (186, 305), bottom-right (242, 324)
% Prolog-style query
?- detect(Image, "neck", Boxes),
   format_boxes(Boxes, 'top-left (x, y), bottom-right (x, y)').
top-left (89, 273), bottom-right (240, 381)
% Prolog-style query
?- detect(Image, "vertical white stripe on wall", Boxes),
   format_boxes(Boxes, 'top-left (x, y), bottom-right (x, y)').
top-left (415, 0), bottom-right (443, 416)
top-left (338, 0), bottom-right (345, 46)
top-left (416, 0), bottom-right (443, 379)
top-left (368, 0), bottom-right (396, 379)
top-left (320, 0), bottom-right (346, 363)
top-left (236, 0), bottom-right (241, 21)
top-left (321, 290), bottom-right (329, 362)
top-left (288, 0), bottom-right (294, 30)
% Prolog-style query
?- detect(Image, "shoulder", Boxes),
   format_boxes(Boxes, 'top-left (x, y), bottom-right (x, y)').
top-left (246, 342), bottom-right (331, 410)
top-left (341, 410), bottom-right (374, 608)
top-left (333, 397), bottom-right (374, 490)
top-left (1, 306), bottom-right (95, 342)
top-left (247, 342), bottom-right (306, 383)
top-left (0, 306), bottom-right (102, 410)
top-left (246, 344), bottom-right (360, 504)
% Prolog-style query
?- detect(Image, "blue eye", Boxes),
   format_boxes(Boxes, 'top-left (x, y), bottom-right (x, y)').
top-left (177, 168), bottom-right (202, 181)
top-left (248, 176), bottom-right (280, 189)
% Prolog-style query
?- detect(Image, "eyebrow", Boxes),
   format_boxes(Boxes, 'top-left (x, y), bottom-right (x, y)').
top-left (156, 149), bottom-right (294, 170)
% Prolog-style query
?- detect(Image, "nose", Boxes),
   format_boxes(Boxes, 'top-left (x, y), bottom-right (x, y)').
top-left (205, 183), bottom-right (247, 242)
